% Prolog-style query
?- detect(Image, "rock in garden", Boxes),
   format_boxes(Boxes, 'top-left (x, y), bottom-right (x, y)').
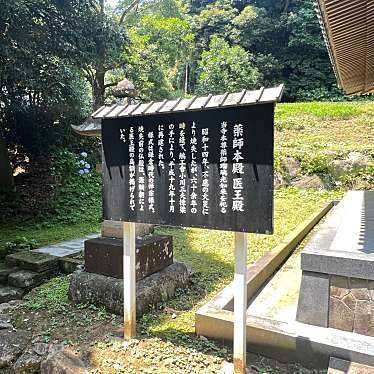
top-left (274, 172), bottom-right (287, 189)
top-left (282, 157), bottom-right (301, 178)
top-left (58, 257), bottom-right (83, 274)
top-left (0, 329), bottom-right (31, 369)
top-left (5, 252), bottom-right (58, 273)
top-left (8, 269), bottom-right (51, 289)
top-left (112, 78), bottom-right (138, 99)
top-left (40, 347), bottom-right (89, 374)
top-left (13, 343), bottom-right (49, 373)
top-left (0, 286), bottom-right (24, 303)
top-left (0, 314), bottom-right (13, 330)
top-left (292, 175), bottom-right (325, 189)
top-left (328, 151), bottom-right (370, 179)
top-left (0, 303), bottom-right (11, 313)
top-left (0, 267), bottom-right (18, 285)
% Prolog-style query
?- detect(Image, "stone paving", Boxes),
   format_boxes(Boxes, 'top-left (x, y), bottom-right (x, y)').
top-left (0, 233), bottom-right (99, 303)
top-left (32, 233), bottom-right (98, 258)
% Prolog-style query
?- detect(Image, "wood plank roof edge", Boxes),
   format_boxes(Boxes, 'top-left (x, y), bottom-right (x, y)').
top-left (91, 85), bottom-right (284, 120)
top-left (316, 0), bottom-right (374, 95)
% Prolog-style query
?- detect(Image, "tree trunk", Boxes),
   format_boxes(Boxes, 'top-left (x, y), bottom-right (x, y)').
top-left (92, 0), bottom-right (106, 111)
top-left (0, 138), bottom-right (14, 191)
top-left (92, 69), bottom-right (106, 110)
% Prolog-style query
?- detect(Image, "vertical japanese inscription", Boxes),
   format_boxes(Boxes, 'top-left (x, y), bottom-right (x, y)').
top-left (147, 131), bottom-right (155, 213)
top-left (178, 123), bottom-right (187, 214)
top-left (201, 127), bottom-right (209, 215)
top-left (232, 123), bottom-right (244, 212)
top-left (129, 127), bottom-right (136, 211)
top-left (168, 124), bottom-right (176, 213)
top-left (138, 126), bottom-right (145, 211)
top-left (219, 122), bottom-right (228, 214)
top-left (190, 122), bottom-right (198, 214)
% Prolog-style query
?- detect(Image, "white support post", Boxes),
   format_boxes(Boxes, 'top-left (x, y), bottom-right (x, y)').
top-left (123, 221), bottom-right (136, 339)
top-left (233, 232), bottom-right (248, 374)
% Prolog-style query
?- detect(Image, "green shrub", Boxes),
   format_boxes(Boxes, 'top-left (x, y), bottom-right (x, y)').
top-left (300, 153), bottom-right (330, 175)
top-left (340, 165), bottom-right (374, 188)
top-left (4, 237), bottom-right (38, 252)
top-left (23, 275), bottom-right (69, 312)
top-left (50, 149), bottom-right (102, 225)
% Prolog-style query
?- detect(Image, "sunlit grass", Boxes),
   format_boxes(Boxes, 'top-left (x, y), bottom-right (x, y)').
top-left (276, 101), bottom-right (366, 121)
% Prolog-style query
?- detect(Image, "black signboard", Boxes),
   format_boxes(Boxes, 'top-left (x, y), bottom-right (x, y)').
top-left (102, 104), bottom-right (274, 233)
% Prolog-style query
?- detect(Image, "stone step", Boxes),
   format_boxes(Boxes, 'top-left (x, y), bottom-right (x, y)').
top-left (328, 357), bottom-right (374, 373)
top-left (0, 266), bottom-right (18, 285)
top-left (0, 286), bottom-right (24, 303)
top-left (5, 251), bottom-right (58, 273)
top-left (7, 269), bottom-right (56, 289)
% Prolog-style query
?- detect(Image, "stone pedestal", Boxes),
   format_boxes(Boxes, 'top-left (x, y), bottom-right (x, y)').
top-left (297, 191), bottom-right (374, 337)
top-left (84, 235), bottom-right (173, 281)
top-left (69, 262), bottom-right (192, 316)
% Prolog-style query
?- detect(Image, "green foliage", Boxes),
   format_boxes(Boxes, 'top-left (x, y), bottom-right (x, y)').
top-left (188, 0), bottom-right (346, 100)
top-left (0, 189), bottom-right (21, 217)
top-left (50, 150), bottom-right (102, 225)
top-left (196, 35), bottom-right (260, 94)
top-left (299, 153), bottom-right (330, 175)
top-left (124, 14), bottom-right (193, 100)
top-left (191, 0), bottom-right (237, 50)
top-left (340, 165), bottom-right (374, 188)
top-left (23, 276), bottom-right (70, 312)
top-left (4, 237), bottom-right (38, 252)
top-left (0, 221), bottom-right (100, 259)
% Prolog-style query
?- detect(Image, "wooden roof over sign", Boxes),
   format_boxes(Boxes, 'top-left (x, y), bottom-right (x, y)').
top-left (316, 0), bottom-right (374, 95)
top-left (72, 85), bottom-right (284, 137)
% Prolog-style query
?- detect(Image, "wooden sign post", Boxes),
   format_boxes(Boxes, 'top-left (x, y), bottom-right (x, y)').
top-left (234, 232), bottom-right (248, 373)
top-left (95, 86), bottom-right (283, 371)
top-left (123, 221), bottom-right (136, 338)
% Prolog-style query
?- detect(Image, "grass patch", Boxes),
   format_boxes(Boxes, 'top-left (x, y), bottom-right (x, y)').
top-left (276, 101), bottom-right (364, 121)
top-left (0, 220), bottom-right (100, 259)
top-left (22, 275), bottom-right (70, 312)
top-left (274, 101), bottom-right (374, 183)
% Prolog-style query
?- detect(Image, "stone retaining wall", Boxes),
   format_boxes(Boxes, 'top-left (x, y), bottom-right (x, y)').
top-left (329, 275), bottom-right (374, 337)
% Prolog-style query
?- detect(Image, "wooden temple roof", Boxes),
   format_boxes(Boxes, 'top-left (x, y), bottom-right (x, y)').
top-left (316, 0), bottom-right (374, 95)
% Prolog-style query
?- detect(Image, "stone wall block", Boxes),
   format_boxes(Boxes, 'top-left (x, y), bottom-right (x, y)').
top-left (354, 300), bottom-right (371, 335)
top-left (368, 280), bottom-right (374, 301)
top-left (342, 292), bottom-right (356, 311)
top-left (296, 271), bottom-right (329, 327)
top-left (329, 297), bottom-right (354, 332)
top-left (350, 278), bottom-right (370, 300)
top-left (330, 275), bottom-right (349, 299)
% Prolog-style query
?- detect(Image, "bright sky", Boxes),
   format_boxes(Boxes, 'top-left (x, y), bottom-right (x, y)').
top-left (106, 0), bottom-right (119, 7)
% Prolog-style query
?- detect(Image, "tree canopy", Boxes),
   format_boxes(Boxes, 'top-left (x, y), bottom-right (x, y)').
top-left (0, 0), bottom-right (354, 181)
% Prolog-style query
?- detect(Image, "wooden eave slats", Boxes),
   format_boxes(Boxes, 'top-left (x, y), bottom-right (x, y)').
top-left (72, 85), bottom-right (284, 137)
top-left (316, 0), bottom-right (374, 95)
top-left (90, 85), bottom-right (284, 120)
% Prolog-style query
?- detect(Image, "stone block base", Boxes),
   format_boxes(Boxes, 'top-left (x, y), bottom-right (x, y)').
top-left (8, 269), bottom-right (56, 289)
top-left (0, 286), bottom-right (24, 303)
top-left (69, 262), bottom-right (192, 316)
top-left (297, 272), bottom-right (374, 338)
top-left (328, 357), bottom-right (374, 374)
top-left (329, 275), bottom-right (374, 336)
top-left (5, 252), bottom-right (59, 273)
top-left (84, 235), bottom-right (173, 281)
